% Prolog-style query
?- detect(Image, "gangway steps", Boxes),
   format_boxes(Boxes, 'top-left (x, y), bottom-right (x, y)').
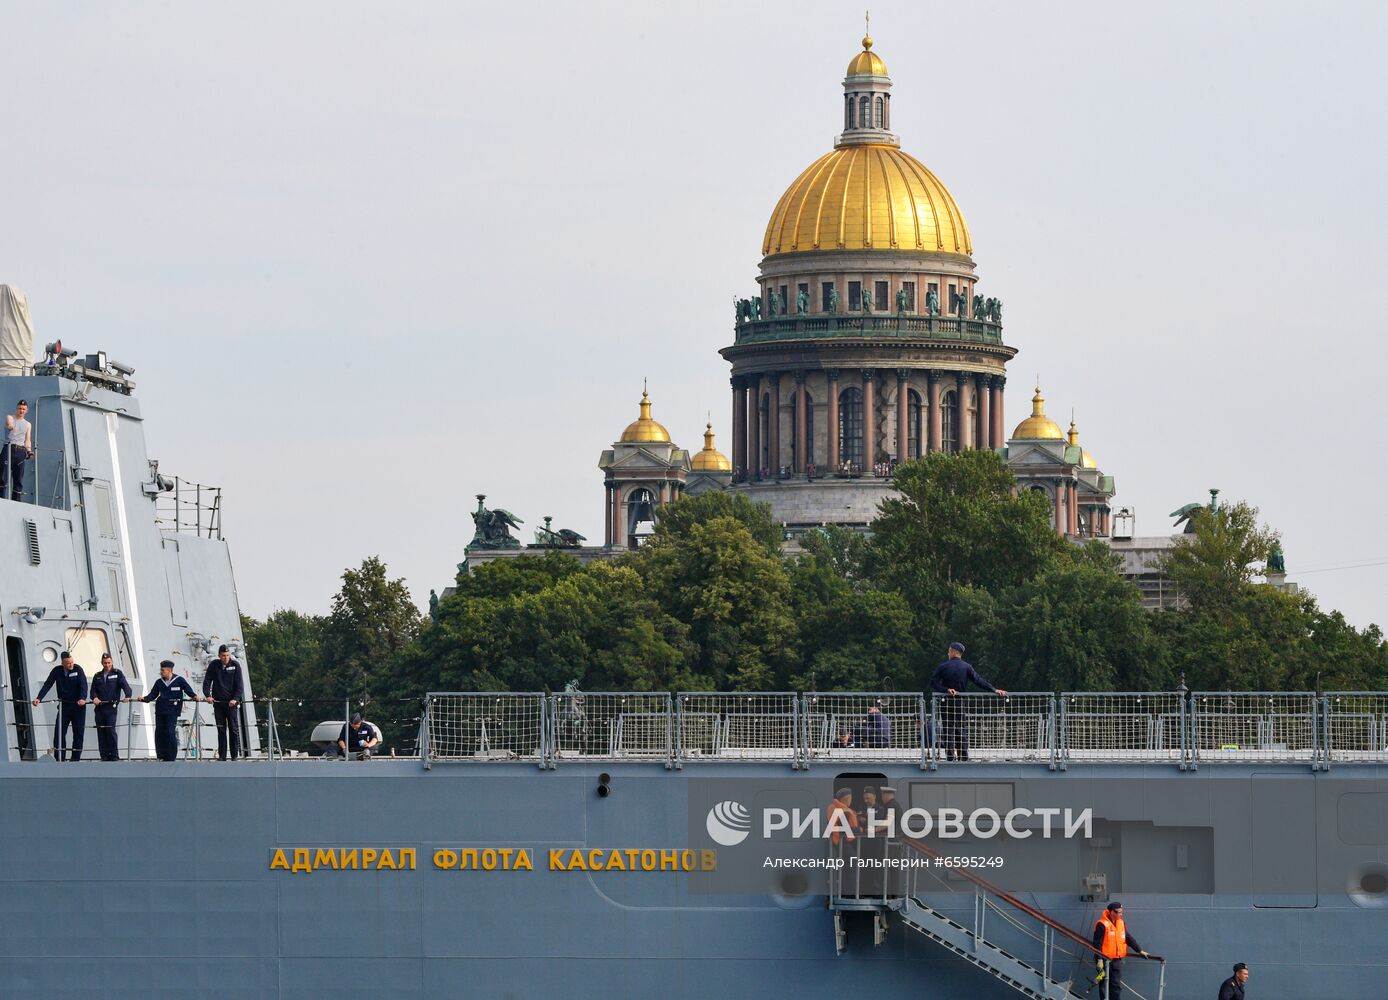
top-left (893, 898), bottom-right (1084, 1000)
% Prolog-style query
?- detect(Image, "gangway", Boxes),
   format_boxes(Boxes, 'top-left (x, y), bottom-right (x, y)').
top-left (829, 836), bottom-right (1165, 1000)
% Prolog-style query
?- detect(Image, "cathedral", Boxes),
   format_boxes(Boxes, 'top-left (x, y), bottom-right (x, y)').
top-left (598, 32), bottom-right (1115, 550)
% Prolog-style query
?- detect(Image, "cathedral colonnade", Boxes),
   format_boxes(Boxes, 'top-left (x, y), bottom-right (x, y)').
top-left (729, 368), bottom-right (1005, 481)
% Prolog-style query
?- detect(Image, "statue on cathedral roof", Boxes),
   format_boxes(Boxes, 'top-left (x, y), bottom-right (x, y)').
top-left (533, 515), bottom-right (586, 549)
top-left (769, 289), bottom-right (783, 317)
top-left (861, 287), bottom-right (873, 313)
top-left (828, 287), bottom-right (840, 315)
top-left (897, 287), bottom-right (909, 315)
top-left (796, 289), bottom-right (809, 315)
top-left (925, 287), bottom-right (940, 316)
top-left (470, 494), bottom-right (523, 549)
top-left (1267, 541), bottom-right (1286, 574)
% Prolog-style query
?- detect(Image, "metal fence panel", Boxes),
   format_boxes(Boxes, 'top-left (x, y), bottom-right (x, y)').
top-left (802, 693), bottom-right (927, 764)
top-left (425, 693), bottom-right (547, 763)
top-left (550, 692), bottom-right (672, 765)
top-left (1059, 692), bottom-right (1186, 765)
top-left (929, 693), bottom-right (1055, 766)
top-left (677, 692), bottom-right (798, 763)
top-left (1191, 692), bottom-right (1316, 763)
top-left (1324, 693), bottom-right (1388, 763)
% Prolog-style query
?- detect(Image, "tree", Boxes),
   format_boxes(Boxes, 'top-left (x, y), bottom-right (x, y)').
top-left (319, 556), bottom-right (422, 704)
top-left (410, 560), bottom-right (696, 693)
top-left (1161, 501), bottom-right (1278, 607)
top-left (867, 450), bottom-right (1068, 641)
top-left (787, 550), bottom-right (918, 691)
top-left (649, 490), bottom-right (782, 554)
top-left (635, 514), bottom-right (796, 689)
top-left (241, 609), bottom-right (325, 697)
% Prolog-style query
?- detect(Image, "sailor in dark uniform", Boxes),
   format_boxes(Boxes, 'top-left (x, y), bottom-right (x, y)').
top-left (32, 650), bottom-right (88, 761)
top-left (201, 644), bottom-right (245, 760)
top-left (89, 652), bottom-right (133, 761)
top-left (141, 660), bottom-right (200, 761)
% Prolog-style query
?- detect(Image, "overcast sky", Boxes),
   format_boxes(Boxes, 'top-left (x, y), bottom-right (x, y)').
top-left (2, 1), bottom-right (1385, 629)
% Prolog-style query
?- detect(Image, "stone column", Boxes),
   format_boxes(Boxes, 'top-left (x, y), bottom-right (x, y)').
top-left (748, 374), bottom-right (762, 479)
top-left (826, 369), bottom-right (841, 472)
top-left (1069, 485), bottom-right (1079, 536)
top-left (793, 372), bottom-right (808, 475)
top-left (895, 369), bottom-right (910, 463)
top-left (731, 376), bottom-right (746, 481)
top-left (956, 373), bottom-right (972, 449)
top-left (976, 374), bottom-right (992, 449)
top-left (991, 376), bottom-right (1006, 447)
top-left (604, 484), bottom-right (613, 547)
top-left (768, 373), bottom-right (782, 477)
top-left (861, 369), bottom-right (876, 471)
top-left (1053, 481), bottom-right (1064, 535)
top-left (927, 371), bottom-right (942, 453)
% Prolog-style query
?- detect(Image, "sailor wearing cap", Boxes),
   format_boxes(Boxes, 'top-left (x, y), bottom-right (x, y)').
top-left (336, 713), bottom-right (381, 760)
top-left (141, 661), bottom-right (200, 761)
top-left (201, 644), bottom-right (245, 760)
top-left (929, 641), bottom-right (1008, 762)
top-left (32, 650), bottom-right (88, 761)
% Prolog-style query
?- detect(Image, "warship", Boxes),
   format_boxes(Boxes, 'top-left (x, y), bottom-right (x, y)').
top-left (3, 312), bottom-right (1388, 1000)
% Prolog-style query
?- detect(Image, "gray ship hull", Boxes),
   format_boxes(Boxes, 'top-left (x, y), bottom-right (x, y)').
top-left (1, 757), bottom-right (1383, 999)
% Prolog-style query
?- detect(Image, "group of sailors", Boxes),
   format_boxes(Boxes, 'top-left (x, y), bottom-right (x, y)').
top-left (31, 645), bottom-right (244, 762)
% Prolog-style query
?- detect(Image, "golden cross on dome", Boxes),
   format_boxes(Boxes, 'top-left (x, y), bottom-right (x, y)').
top-left (863, 10), bottom-right (872, 47)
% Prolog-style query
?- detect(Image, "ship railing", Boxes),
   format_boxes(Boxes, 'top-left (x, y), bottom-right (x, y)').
top-left (1057, 692), bottom-right (1187, 769)
top-left (675, 692), bottom-right (799, 766)
top-left (801, 692), bottom-right (929, 768)
top-left (927, 692), bottom-right (1056, 769)
top-left (154, 476), bottom-right (223, 540)
top-left (252, 697), bottom-right (420, 761)
top-left (0, 442), bottom-right (71, 510)
top-left (1321, 692), bottom-right (1388, 766)
top-left (1188, 691), bottom-right (1317, 767)
top-left (422, 692), bottom-right (547, 767)
top-left (549, 692), bottom-right (673, 767)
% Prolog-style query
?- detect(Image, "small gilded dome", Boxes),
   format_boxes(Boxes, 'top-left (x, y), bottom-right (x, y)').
top-left (1011, 386), bottom-right (1065, 441)
top-left (690, 423), bottom-right (732, 471)
top-left (620, 389), bottom-right (671, 443)
top-left (847, 36), bottom-right (888, 77)
top-left (1067, 418), bottom-right (1098, 468)
top-left (762, 145), bottom-right (971, 256)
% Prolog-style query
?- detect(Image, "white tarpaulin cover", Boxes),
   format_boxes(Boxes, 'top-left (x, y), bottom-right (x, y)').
top-left (0, 285), bottom-right (35, 376)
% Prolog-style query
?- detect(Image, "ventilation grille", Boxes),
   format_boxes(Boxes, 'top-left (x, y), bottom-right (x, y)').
top-left (24, 519), bottom-right (40, 565)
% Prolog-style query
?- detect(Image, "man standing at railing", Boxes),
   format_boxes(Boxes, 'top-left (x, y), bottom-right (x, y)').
top-left (202, 645), bottom-right (244, 761)
top-left (930, 641), bottom-right (1007, 761)
top-left (90, 652), bottom-right (132, 761)
top-left (1, 398), bottom-right (33, 501)
top-left (32, 650), bottom-right (87, 760)
top-left (1092, 901), bottom-right (1152, 999)
top-left (141, 660), bottom-right (201, 761)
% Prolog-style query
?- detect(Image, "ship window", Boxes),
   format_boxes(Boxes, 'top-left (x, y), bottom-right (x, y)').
top-left (875, 281), bottom-right (888, 311)
top-left (92, 483), bottom-right (115, 537)
top-left (839, 387), bottom-right (863, 472)
top-left (874, 96), bottom-right (884, 128)
top-left (848, 281), bottom-right (862, 311)
top-left (65, 627), bottom-right (110, 681)
top-left (106, 567), bottom-right (124, 613)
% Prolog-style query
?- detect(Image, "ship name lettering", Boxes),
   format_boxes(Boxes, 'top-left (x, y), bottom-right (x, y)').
top-left (434, 849), bottom-right (458, 869)
top-left (291, 849), bottom-right (313, 873)
top-left (314, 849), bottom-right (339, 870)
top-left (459, 850), bottom-right (479, 869)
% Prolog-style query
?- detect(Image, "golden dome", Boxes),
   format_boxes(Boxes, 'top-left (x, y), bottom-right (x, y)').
top-left (1011, 386), bottom-right (1065, 441)
top-left (847, 36), bottom-right (888, 77)
top-left (1067, 418), bottom-right (1097, 468)
top-left (690, 423), bottom-right (732, 471)
top-left (620, 389), bottom-right (671, 443)
top-left (762, 144), bottom-right (972, 257)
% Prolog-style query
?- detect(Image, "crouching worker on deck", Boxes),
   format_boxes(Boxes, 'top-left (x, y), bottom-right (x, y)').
top-left (335, 713), bottom-right (381, 760)
top-left (141, 661), bottom-right (200, 761)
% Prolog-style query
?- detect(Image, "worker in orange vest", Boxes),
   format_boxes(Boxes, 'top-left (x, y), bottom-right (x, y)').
top-left (1091, 901), bottom-right (1152, 999)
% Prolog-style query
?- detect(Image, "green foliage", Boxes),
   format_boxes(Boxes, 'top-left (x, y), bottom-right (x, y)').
top-left (411, 557), bottom-right (697, 694)
top-left (320, 556), bottom-right (423, 703)
top-left (868, 450), bottom-right (1068, 637)
top-left (1161, 501), bottom-right (1278, 606)
top-left (650, 490), bottom-right (782, 553)
top-left (635, 514), bottom-right (796, 689)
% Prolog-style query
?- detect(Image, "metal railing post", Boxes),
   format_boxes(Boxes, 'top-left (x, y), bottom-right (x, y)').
top-left (919, 694), bottom-right (929, 770)
top-left (1049, 695), bottom-right (1060, 770)
top-left (419, 696), bottom-right (432, 770)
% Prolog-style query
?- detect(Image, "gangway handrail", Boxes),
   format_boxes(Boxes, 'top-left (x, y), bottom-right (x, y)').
top-left (898, 834), bottom-right (1104, 959)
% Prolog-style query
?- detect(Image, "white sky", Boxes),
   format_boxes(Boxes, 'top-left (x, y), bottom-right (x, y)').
top-left (2, 1), bottom-right (1385, 628)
